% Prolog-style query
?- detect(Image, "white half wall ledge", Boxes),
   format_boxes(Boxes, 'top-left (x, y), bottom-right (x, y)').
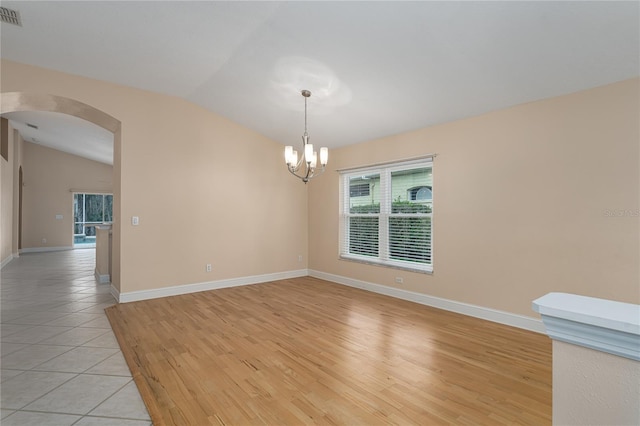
top-left (533, 292), bottom-right (640, 361)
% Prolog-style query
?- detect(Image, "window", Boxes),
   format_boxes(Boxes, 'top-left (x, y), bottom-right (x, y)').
top-left (350, 182), bottom-right (370, 197)
top-left (408, 186), bottom-right (432, 201)
top-left (340, 159), bottom-right (433, 273)
top-left (74, 193), bottom-right (113, 241)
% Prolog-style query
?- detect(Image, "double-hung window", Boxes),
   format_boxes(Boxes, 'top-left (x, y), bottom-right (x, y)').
top-left (340, 158), bottom-right (433, 273)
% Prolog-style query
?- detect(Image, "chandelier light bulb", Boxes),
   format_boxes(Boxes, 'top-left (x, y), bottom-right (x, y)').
top-left (304, 143), bottom-right (314, 164)
top-left (284, 145), bottom-right (293, 165)
top-left (320, 147), bottom-right (328, 166)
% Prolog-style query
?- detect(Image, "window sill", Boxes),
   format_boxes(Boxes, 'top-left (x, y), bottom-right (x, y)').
top-left (339, 255), bottom-right (433, 275)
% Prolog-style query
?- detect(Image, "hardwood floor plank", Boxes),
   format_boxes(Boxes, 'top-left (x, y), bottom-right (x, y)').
top-left (106, 277), bottom-right (551, 425)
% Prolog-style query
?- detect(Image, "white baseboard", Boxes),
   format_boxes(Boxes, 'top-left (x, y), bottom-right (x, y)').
top-left (1, 254), bottom-right (14, 269)
top-left (110, 284), bottom-right (120, 303)
top-left (94, 269), bottom-right (110, 284)
top-left (20, 246), bottom-right (73, 254)
top-left (118, 269), bottom-right (309, 303)
top-left (309, 269), bottom-right (545, 334)
top-left (115, 267), bottom-right (544, 334)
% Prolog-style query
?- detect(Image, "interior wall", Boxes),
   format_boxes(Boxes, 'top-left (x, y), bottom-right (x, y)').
top-left (21, 141), bottom-right (113, 249)
top-left (12, 128), bottom-right (23, 255)
top-left (309, 78), bottom-right (640, 317)
top-left (0, 119), bottom-right (14, 265)
top-left (552, 341), bottom-right (640, 425)
top-left (1, 59), bottom-right (308, 294)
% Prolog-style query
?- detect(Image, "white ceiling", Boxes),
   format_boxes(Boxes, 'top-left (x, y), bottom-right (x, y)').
top-left (1, 1), bottom-right (638, 166)
top-left (2, 110), bottom-right (114, 164)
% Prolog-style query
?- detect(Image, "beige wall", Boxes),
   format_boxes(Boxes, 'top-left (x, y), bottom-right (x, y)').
top-left (1, 59), bottom-right (308, 294)
top-left (1, 120), bottom-right (14, 264)
top-left (553, 341), bottom-right (640, 425)
top-left (309, 79), bottom-right (640, 317)
top-left (3, 59), bottom-right (636, 316)
top-left (21, 141), bottom-right (113, 249)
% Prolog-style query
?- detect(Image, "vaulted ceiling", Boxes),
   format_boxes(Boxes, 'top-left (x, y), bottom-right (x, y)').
top-left (1, 1), bottom-right (638, 165)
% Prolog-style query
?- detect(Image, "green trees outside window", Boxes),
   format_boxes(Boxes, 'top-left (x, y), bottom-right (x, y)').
top-left (74, 193), bottom-right (113, 237)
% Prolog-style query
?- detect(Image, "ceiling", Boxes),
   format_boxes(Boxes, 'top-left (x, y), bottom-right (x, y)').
top-left (3, 110), bottom-right (114, 164)
top-left (1, 1), bottom-right (638, 166)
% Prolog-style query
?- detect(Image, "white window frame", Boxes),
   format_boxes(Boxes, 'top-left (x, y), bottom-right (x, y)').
top-left (340, 158), bottom-right (433, 274)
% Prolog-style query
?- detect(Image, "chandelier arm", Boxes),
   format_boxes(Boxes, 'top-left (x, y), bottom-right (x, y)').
top-left (303, 165), bottom-right (313, 181)
top-left (292, 157), bottom-right (303, 172)
top-left (288, 166), bottom-right (312, 183)
top-left (287, 164), bottom-right (326, 182)
top-left (284, 89), bottom-right (326, 184)
top-left (288, 167), bottom-right (304, 179)
top-left (294, 135), bottom-right (307, 170)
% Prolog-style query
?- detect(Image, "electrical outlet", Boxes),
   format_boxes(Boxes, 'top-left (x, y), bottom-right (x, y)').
top-left (395, 277), bottom-right (404, 284)
top-left (298, 255), bottom-right (303, 262)
top-left (41, 238), bottom-right (47, 244)
top-left (131, 216), bottom-right (139, 226)
top-left (206, 264), bottom-right (212, 272)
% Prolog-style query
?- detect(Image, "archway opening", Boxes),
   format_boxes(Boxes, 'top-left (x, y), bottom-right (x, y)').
top-left (1, 92), bottom-right (122, 292)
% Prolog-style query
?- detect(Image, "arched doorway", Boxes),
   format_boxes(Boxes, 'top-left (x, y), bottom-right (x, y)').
top-left (0, 92), bottom-right (122, 291)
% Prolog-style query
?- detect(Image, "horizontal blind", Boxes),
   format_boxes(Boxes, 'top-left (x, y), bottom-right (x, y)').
top-left (341, 172), bottom-right (381, 259)
top-left (340, 159), bottom-right (433, 273)
top-left (348, 216), bottom-right (379, 257)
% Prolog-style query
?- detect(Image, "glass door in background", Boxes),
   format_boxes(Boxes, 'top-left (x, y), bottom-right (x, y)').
top-left (73, 193), bottom-right (113, 247)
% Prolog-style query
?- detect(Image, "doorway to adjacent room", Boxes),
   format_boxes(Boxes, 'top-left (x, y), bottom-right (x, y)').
top-left (73, 192), bottom-right (113, 248)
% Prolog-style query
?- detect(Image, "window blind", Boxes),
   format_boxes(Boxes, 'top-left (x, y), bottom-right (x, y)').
top-left (340, 158), bottom-right (433, 273)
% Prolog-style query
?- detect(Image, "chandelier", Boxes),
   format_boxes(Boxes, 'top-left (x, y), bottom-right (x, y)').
top-left (284, 90), bottom-right (328, 183)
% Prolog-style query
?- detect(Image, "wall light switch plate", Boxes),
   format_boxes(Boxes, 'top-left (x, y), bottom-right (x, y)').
top-left (131, 216), bottom-right (139, 226)
top-left (55, 214), bottom-right (63, 220)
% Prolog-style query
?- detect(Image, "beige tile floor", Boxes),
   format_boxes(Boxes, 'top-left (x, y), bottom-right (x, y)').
top-left (1, 249), bottom-right (152, 425)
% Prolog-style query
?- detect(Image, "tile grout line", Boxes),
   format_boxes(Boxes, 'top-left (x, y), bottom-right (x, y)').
top-left (1, 250), bottom-right (151, 424)
top-left (12, 373), bottom-right (81, 411)
top-left (5, 409), bottom-right (151, 423)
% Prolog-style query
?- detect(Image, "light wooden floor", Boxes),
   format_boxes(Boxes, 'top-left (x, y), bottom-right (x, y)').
top-left (106, 277), bottom-right (551, 425)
